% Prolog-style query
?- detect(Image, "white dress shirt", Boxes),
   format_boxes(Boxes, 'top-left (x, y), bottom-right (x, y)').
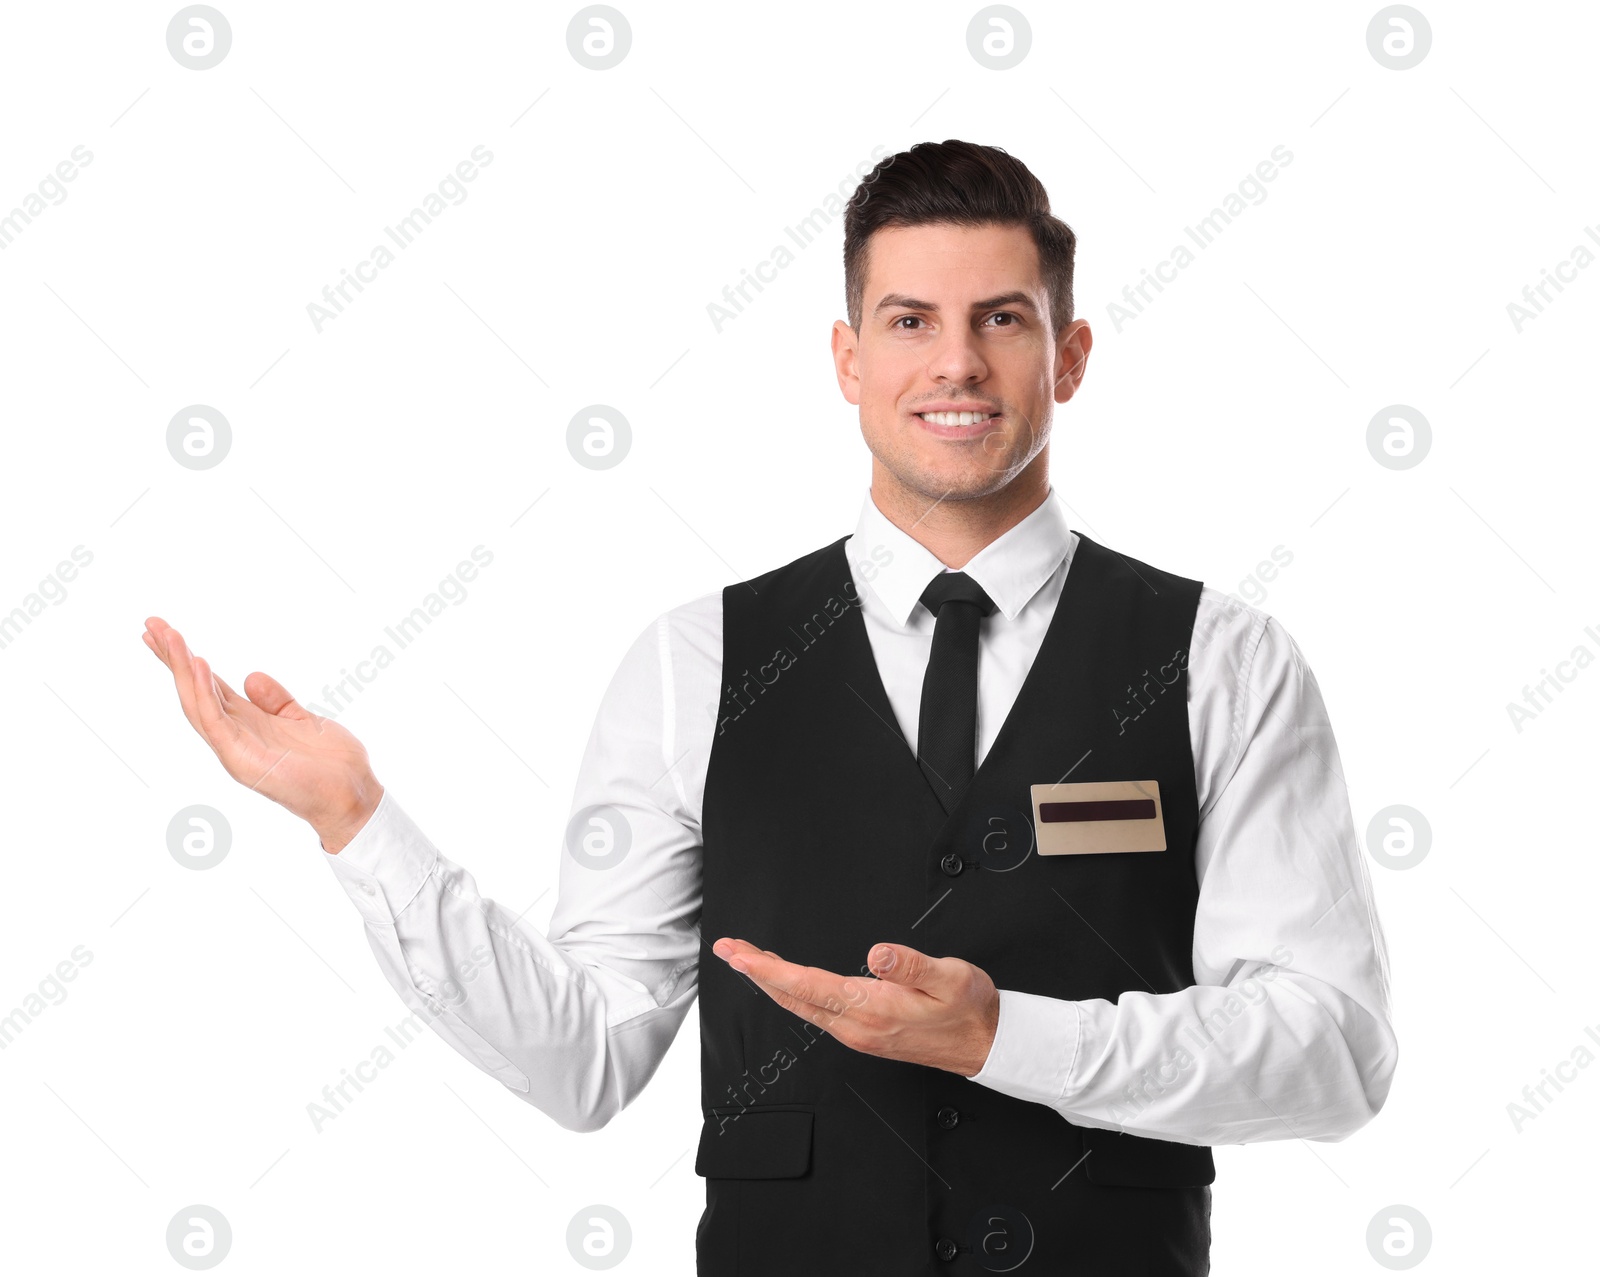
top-left (324, 488), bottom-right (1398, 1144)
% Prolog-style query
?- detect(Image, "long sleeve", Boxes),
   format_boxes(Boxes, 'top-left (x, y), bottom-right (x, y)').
top-left (322, 604), bottom-right (715, 1133)
top-left (969, 594), bottom-right (1399, 1146)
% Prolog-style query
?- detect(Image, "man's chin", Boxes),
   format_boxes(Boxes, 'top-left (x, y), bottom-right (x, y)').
top-left (880, 460), bottom-right (1019, 505)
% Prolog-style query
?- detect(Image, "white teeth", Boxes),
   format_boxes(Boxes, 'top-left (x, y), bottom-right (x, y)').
top-left (919, 411), bottom-right (992, 426)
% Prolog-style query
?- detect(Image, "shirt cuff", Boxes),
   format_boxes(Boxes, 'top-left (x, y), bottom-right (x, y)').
top-left (968, 989), bottom-right (1082, 1108)
top-left (321, 789), bottom-right (439, 926)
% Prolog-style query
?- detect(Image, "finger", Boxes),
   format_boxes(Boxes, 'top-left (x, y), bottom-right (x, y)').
top-left (736, 953), bottom-right (856, 1013)
top-left (210, 674), bottom-right (271, 732)
top-left (144, 622), bottom-right (176, 669)
top-left (720, 940), bottom-right (787, 970)
top-left (242, 670), bottom-right (314, 720)
top-left (158, 625), bottom-right (207, 736)
top-left (712, 942), bottom-right (861, 1014)
top-left (870, 947), bottom-right (953, 1004)
top-left (191, 654), bottom-right (241, 747)
top-left (712, 938), bottom-right (784, 963)
top-left (747, 972), bottom-right (868, 1040)
top-left (211, 671), bottom-right (249, 708)
top-left (745, 976), bottom-right (834, 1026)
top-left (146, 616), bottom-right (177, 658)
top-left (870, 947), bottom-right (934, 985)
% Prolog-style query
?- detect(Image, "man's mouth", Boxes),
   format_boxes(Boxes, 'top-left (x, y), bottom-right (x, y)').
top-left (916, 410), bottom-right (998, 426)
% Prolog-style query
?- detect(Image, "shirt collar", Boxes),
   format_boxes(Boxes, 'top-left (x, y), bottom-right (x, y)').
top-left (846, 487), bottom-right (1076, 626)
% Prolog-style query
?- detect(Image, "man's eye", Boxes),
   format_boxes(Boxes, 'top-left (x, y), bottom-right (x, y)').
top-left (987, 312), bottom-right (1018, 327)
top-left (893, 315), bottom-right (925, 330)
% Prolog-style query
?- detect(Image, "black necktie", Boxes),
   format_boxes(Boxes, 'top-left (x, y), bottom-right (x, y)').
top-left (917, 571), bottom-right (998, 813)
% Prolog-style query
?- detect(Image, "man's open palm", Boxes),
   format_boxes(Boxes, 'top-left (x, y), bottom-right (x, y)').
top-left (142, 616), bottom-right (381, 851)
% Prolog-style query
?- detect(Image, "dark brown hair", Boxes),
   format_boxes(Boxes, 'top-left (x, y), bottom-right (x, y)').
top-left (843, 139), bottom-right (1076, 333)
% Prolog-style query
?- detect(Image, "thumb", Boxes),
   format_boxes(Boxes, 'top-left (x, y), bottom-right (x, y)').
top-left (867, 943), bottom-right (937, 989)
top-left (243, 670), bottom-right (314, 720)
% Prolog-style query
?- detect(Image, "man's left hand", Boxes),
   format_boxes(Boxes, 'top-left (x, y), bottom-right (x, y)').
top-left (710, 937), bottom-right (1001, 1077)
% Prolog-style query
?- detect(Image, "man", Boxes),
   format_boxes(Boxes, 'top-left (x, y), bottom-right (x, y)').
top-left (145, 139), bottom-right (1397, 1275)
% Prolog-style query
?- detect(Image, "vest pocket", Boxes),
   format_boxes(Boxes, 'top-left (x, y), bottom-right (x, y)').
top-left (694, 1105), bottom-right (813, 1179)
top-left (1080, 1127), bottom-right (1215, 1187)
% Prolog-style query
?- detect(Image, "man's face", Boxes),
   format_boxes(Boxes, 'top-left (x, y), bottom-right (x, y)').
top-left (832, 221), bottom-right (1091, 504)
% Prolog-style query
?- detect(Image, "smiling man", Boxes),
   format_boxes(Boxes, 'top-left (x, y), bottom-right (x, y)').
top-left (146, 139), bottom-right (1397, 1276)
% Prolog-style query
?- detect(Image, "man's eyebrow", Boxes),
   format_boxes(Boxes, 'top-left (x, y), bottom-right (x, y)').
top-left (873, 290), bottom-right (1040, 315)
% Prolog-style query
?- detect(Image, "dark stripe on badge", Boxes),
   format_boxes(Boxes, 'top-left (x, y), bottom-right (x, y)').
top-left (1038, 798), bottom-right (1157, 823)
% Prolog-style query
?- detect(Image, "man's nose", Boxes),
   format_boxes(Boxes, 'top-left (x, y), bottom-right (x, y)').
top-left (924, 329), bottom-right (989, 383)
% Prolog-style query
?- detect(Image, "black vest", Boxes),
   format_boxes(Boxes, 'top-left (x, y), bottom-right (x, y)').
top-left (696, 532), bottom-right (1213, 1276)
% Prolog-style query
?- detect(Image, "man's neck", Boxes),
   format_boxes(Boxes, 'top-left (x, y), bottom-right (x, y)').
top-left (870, 457), bottom-right (1051, 569)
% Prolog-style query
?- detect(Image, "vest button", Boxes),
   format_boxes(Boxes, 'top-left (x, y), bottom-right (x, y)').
top-left (939, 851), bottom-right (964, 876)
top-left (937, 1105), bottom-right (960, 1128)
top-left (935, 1236), bottom-right (960, 1262)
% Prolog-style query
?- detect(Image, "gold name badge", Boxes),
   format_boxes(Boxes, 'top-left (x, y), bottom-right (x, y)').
top-left (1029, 780), bottom-right (1166, 855)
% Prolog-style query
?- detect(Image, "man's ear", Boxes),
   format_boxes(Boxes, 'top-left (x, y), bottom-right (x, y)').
top-left (832, 319), bottom-right (862, 406)
top-left (1053, 318), bottom-right (1093, 404)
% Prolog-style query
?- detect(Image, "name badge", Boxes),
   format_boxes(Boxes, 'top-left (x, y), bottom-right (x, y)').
top-left (1029, 780), bottom-right (1166, 855)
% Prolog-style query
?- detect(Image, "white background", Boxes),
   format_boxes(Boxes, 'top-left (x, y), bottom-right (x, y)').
top-left (2, 1), bottom-right (1596, 1272)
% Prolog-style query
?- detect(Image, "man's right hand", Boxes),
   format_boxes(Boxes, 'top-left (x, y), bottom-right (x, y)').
top-left (142, 616), bottom-right (384, 853)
